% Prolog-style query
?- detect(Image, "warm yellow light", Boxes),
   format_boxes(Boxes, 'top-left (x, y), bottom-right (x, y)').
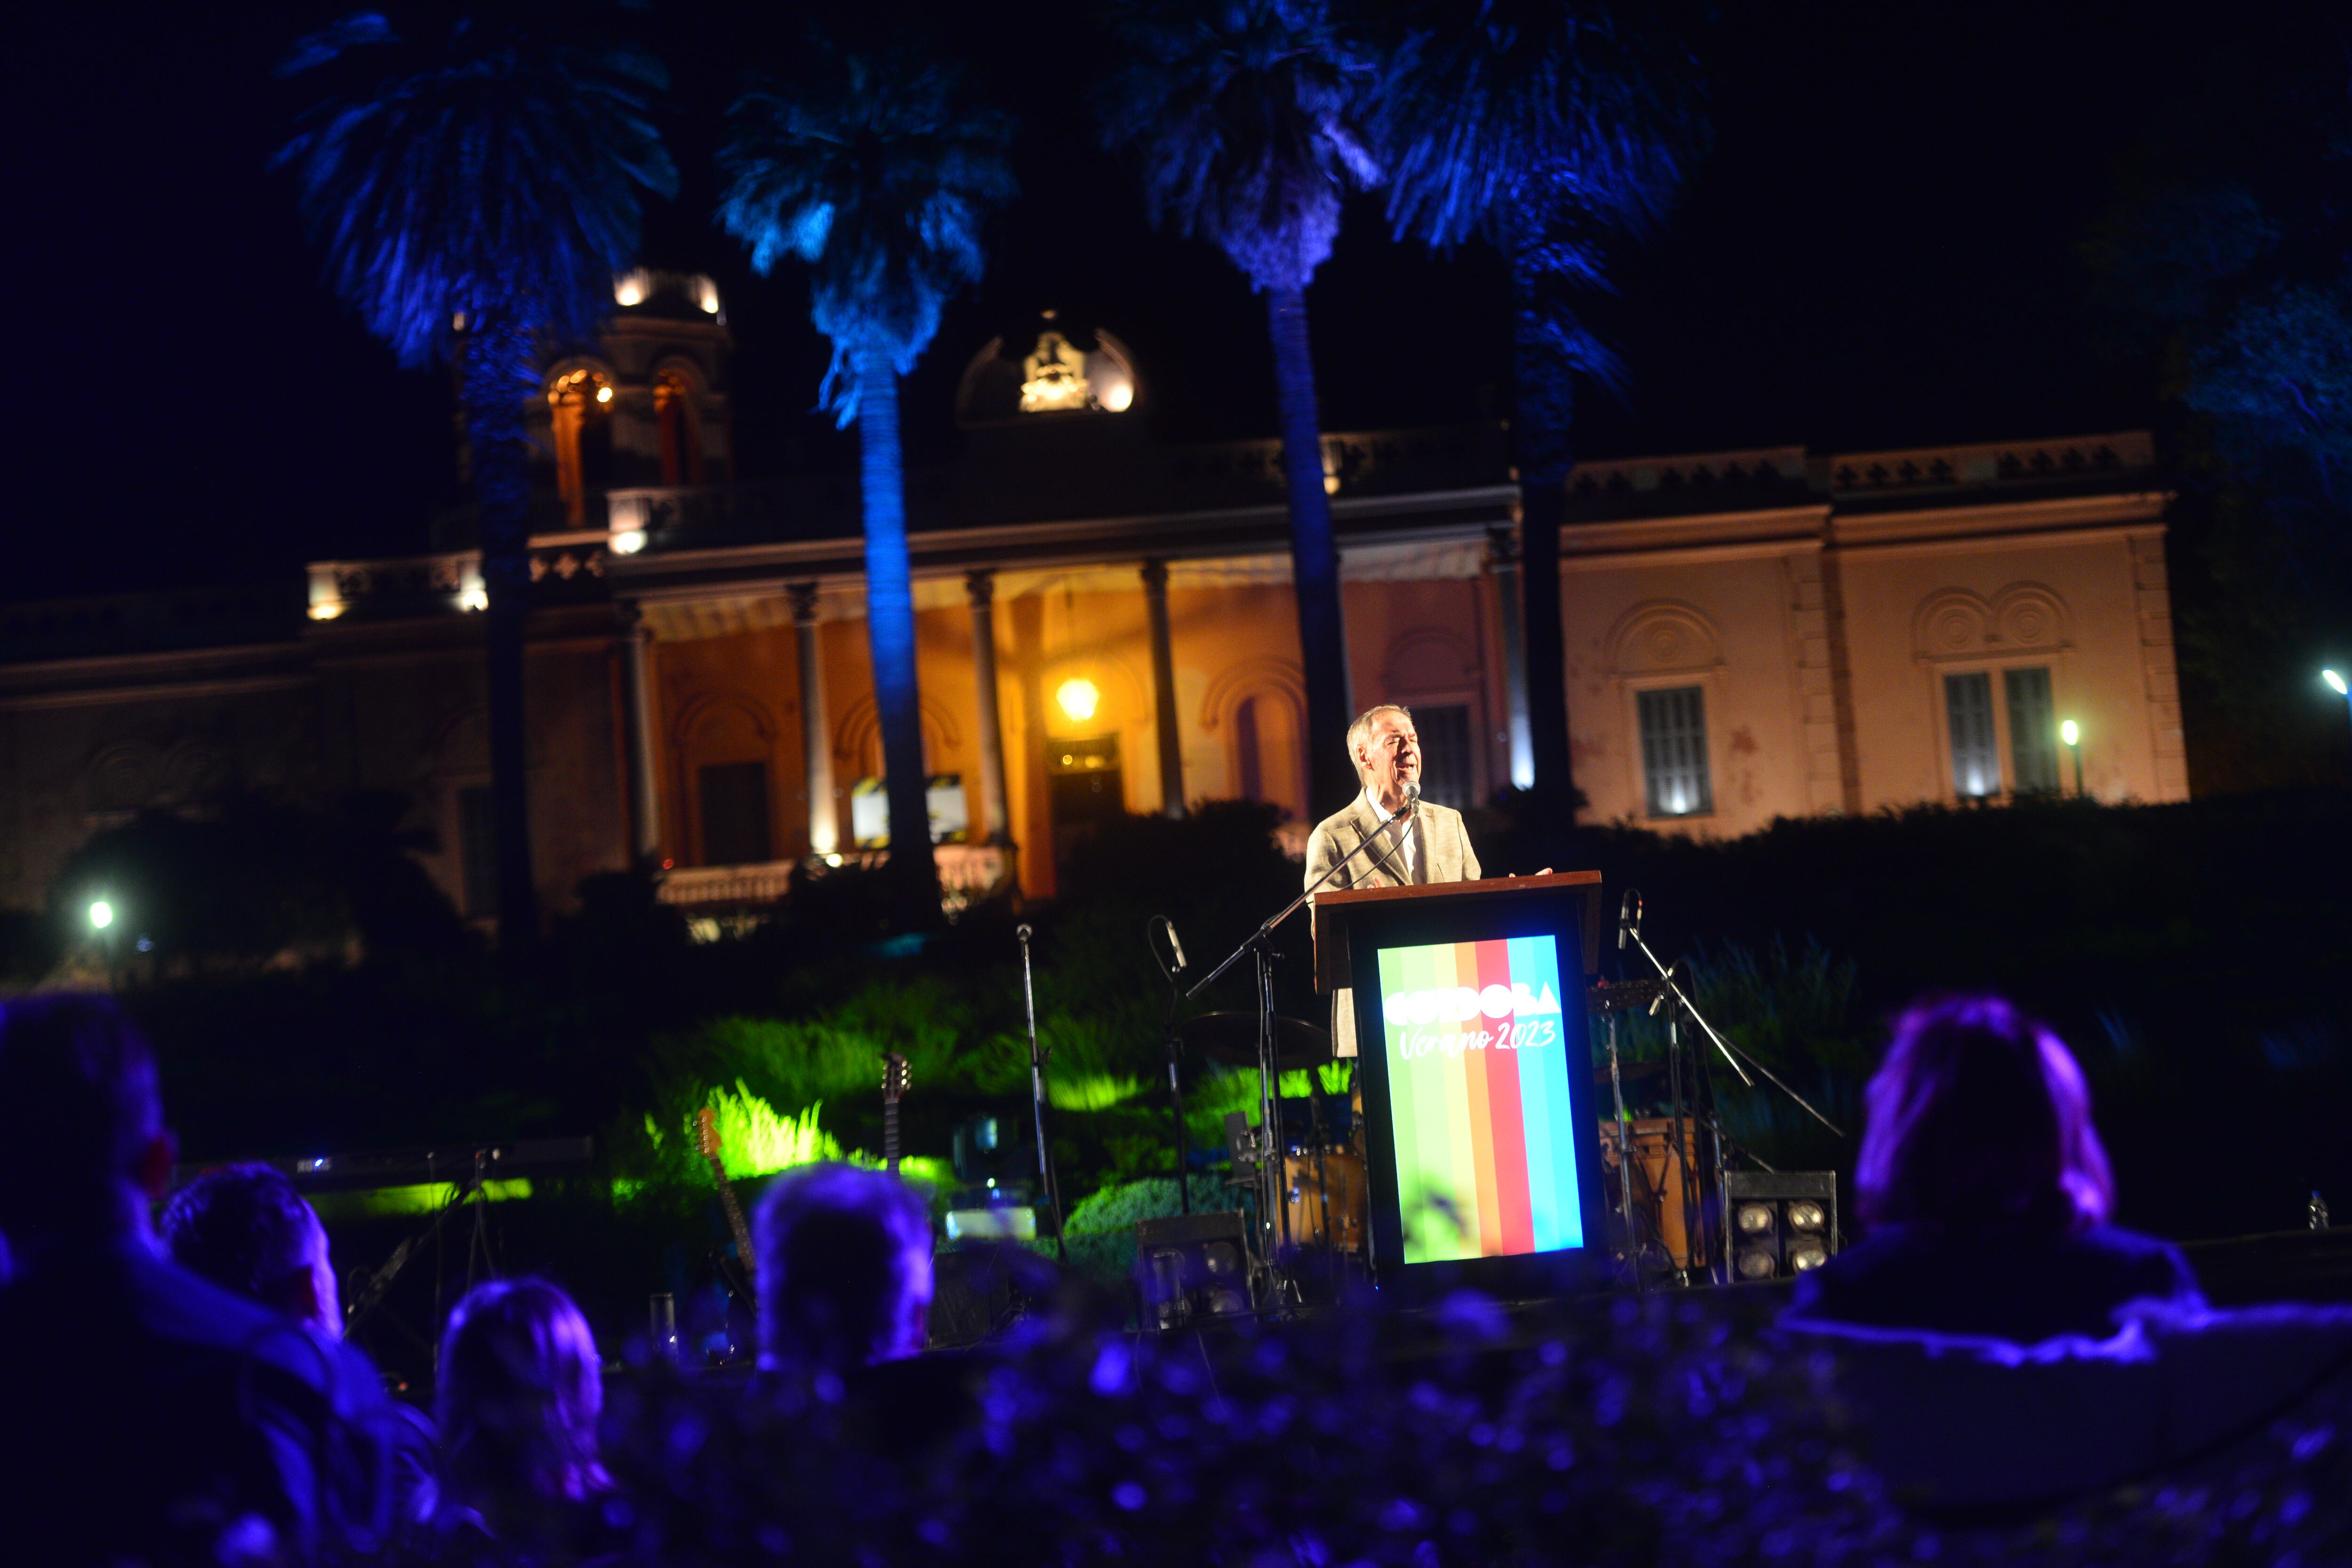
top-left (308, 600), bottom-right (345, 622)
top-left (1097, 378), bottom-right (1134, 413)
top-left (1322, 473), bottom-right (1341, 495)
top-left (695, 276), bottom-right (721, 315)
top-left (595, 384), bottom-right (613, 405)
top-left (459, 586), bottom-right (488, 612)
top-left (613, 269), bottom-right (650, 308)
top-left (1056, 677), bottom-right (1100, 723)
top-left (2060, 719), bottom-right (2080, 746)
top-left (2326, 669), bottom-right (2350, 697)
top-left (88, 900), bottom-right (114, 931)
top-left (611, 529), bottom-right (647, 556)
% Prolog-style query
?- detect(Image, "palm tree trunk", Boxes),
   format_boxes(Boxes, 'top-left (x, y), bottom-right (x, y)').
top-left (1508, 233), bottom-right (1579, 812)
top-left (464, 315), bottom-right (541, 954)
top-left (1265, 286), bottom-right (1357, 818)
top-left (854, 350), bottom-right (943, 921)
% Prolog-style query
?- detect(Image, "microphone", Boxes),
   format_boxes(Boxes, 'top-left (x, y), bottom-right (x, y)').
top-left (1162, 918), bottom-right (1188, 973)
top-left (1618, 889), bottom-right (1641, 952)
top-left (1399, 780), bottom-right (1422, 812)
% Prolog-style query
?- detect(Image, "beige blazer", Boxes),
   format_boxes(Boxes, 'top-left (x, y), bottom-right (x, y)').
top-left (1304, 793), bottom-right (1481, 1057)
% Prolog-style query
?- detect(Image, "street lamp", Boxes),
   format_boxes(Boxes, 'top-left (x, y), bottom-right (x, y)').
top-left (2059, 719), bottom-right (2083, 796)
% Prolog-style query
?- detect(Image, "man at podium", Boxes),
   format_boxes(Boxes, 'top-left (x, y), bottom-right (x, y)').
top-left (1305, 705), bottom-right (1483, 1057)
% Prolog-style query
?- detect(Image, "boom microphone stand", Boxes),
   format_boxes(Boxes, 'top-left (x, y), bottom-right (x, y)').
top-left (1616, 890), bottom-right (1845, 1140)
top-left (1186, 784), bottom-right (1422, 1292)
top-left (1016, 923), bottom-right (1067, 1262)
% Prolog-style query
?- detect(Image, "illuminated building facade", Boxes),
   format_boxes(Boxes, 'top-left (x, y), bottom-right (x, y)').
top-left (0, 289), bottom-right (2185, 925)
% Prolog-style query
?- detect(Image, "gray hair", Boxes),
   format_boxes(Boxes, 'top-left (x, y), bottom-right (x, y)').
top-left (1346, 704), bottom-right (1414, 781)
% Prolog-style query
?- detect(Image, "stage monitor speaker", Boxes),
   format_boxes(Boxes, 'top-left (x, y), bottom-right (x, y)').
top-left (1137, 1210), bottom-right (1254, 1329)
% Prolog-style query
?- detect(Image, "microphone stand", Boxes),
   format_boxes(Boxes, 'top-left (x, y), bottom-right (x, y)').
top-left (1016, 924), bottom-right (1066, 1262)
top-left (1616, 890), bottom-right (1844, 1139)
top-left (1186, 791), bottom-right (1419, 1292)
top-left (1150, 917), bottom-right (1192, 1215)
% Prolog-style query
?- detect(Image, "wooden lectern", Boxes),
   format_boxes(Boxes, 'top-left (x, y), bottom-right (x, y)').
top-left (1310, 871), bottom-right (1609, 1295)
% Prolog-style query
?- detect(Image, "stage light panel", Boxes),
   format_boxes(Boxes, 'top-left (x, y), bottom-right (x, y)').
top-left (1722, 1172), bottom-right (1838, 1283)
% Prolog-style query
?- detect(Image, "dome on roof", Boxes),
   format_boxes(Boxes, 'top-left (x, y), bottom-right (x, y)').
top-left (954, 312), bottom-right (1139, 427)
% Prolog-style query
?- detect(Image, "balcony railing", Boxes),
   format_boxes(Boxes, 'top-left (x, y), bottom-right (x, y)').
top-left (656, 844), bottom-right (1013, 923)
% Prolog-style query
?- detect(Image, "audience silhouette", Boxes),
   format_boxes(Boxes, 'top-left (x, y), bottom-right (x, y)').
top-left (1789, 993), bottom-right (2205, 1342)
top-left (0, 995), bottom-right (408, 1563)
top-left (416, 1277), bottom-right (617, 1562)
top-left (752, 1162), bottom-right (935, 1378)
top-left (164, 1160), bottom-right (439, 1520)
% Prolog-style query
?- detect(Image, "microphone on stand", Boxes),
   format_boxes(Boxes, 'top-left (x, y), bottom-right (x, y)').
top-left (1165, 921), bottom-right (1188, 973)
top-left (1399, 780), bottom-right (1422, 811)
top-left (1618, 889), bottom-right (1642, 952)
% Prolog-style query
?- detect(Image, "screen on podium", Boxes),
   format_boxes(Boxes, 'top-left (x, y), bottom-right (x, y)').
top-left (1371, 934), bottom-right (1588, 1265)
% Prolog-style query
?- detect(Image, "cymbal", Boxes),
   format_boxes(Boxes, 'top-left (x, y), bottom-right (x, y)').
top-left (1179, 1012), bottom-right (1333, 1072)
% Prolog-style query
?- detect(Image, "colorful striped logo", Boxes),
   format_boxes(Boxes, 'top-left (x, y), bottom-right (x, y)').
top-left (1375, 936), bottom-right (1586, 1264)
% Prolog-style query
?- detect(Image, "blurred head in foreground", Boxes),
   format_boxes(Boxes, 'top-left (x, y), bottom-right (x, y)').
top-left (1856, 994), bottom-right (2113, 1238)
top-left (753, 1162), bottom-right (934, 1375)
top-left (161, 1163), bottom-right (342, 1338)
top-left (0, 995), bottom-right (174, 1260)
top-left (434, 1277), bottom-right (610, 1527)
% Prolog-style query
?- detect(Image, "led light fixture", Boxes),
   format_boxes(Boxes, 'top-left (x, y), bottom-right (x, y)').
top-left (1721, 1171), bottom-right (1838, 1282)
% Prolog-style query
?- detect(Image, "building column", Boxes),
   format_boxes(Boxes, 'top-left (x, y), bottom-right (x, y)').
top-left (788, 582), bottom-right (839, 857)
top-left (618, 602), bottom-right (663, 868)
top-left (1141, 558), bottom-right (1186, 818)
top-left (1487, 525), bottom-right (1535, 790)
top-left (965, 569), bottom-right (1012, 844)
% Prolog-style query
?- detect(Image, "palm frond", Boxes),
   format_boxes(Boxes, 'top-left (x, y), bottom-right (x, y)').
top-left (276, 9), bottom-right (678, 366)
top-left (717, 47), bottom-right (1016, 421)
top-left (1374, 0), bottom-right (1706, 252)
top-left (1096, 0), bottom-right (1380, 293)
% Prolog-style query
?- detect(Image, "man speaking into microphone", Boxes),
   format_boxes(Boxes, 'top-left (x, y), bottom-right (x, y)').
top-left (1305, 705), bottom-right (1482, 1057)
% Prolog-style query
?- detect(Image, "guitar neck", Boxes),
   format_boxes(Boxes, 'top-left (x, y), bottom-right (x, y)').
top-left (884, 1101), bottom-right (901, 1177)
top-left (705, 1155), bottom-right (755, 1272)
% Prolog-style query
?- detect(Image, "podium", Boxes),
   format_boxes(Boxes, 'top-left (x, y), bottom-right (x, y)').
top-left (1312, 871), bottom-right (1609, 1295)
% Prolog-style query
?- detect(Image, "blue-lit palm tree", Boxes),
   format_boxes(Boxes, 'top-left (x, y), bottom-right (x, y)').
top-left (1098, 0), bottom-right (1380, 819)
top-left (1375, 0), bottom-right (1705, 805)
top-left (278, 11), bottom-right (676, 950)
top-left (719, 47), bottom-right (1015, 912)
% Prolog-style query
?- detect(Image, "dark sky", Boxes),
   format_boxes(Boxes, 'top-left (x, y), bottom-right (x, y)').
top-left (13, 1), bottom-right (2324, 602)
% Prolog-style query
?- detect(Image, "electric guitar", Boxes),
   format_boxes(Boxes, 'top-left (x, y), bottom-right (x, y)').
top-left (882, 1053), bottom-right (909, 1176)
top-left (695, 1106), bottom-right (756, 1298)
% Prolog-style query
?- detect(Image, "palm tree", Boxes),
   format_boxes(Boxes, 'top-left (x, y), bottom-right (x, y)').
top-left (1374, 0), bottom-right (1705, 806)
top-left (718, 46), bottom-right (1015, 917)
top-left (278, 10), bottom-right (676, 952)
top-left (1098, 0), bottom-right (1379, 820)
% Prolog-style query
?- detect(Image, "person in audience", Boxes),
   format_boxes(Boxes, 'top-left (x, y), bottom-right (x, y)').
top-left (162, 1160), bottom-right (344, 1337)
top-left (753, 1162), bottom-right (935, 1378)
top-left (420, 1276), bottom-right (617, 1559)
top-left (163, 1161), bottom-right (439, 1513)
top-left (1787, 992), bottom-right (2205, 1341)
top-left (0, 995), bottom-right (406, 1562)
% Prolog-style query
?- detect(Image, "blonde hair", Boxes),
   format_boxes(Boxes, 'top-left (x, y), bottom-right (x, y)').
top-left (1346, 704), bottom-right (1414, 782)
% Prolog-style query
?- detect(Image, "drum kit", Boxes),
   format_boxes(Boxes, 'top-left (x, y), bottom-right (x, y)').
top-left (1175, 1012), bottom-right (1369, 1274)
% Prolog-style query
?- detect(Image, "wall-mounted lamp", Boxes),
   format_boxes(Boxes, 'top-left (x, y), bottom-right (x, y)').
top-left (1056, 677), bottom-right (1100, 724)
top-left (2059, 718), bottom-right (2083, 796)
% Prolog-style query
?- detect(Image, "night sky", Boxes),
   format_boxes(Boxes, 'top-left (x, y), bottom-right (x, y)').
top-left (16, 1), bottom-right (2320, 602)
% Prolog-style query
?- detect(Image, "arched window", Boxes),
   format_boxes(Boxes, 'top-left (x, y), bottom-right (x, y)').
top-left (655, 370), bottom-right (704, 486)
top-left (548, 368), bottom-right (616, 527)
